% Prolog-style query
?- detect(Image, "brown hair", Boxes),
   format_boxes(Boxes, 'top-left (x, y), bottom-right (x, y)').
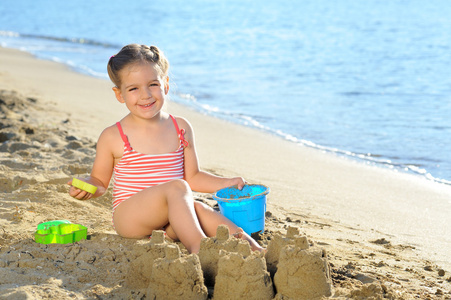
top-left (107, 44), bottom-right (169, 87)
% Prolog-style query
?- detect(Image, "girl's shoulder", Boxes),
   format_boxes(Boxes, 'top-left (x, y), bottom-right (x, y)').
top-left (170, 115), bottom-right (195, 146)
top-left (101, 123), bottom-right (121, 137)
top-left (97, 123), bottom-right (123, 145)
top-left (95, 123), bottom-right (125, 156)
top-left (171, 115), bottom-right (192, 132)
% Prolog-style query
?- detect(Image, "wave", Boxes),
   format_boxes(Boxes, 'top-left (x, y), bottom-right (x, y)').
top-left (0, 30), bottom-right (121, 49)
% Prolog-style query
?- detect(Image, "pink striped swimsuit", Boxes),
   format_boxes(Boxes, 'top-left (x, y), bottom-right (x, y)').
top-left (112, 115), bottom-right (188, 212)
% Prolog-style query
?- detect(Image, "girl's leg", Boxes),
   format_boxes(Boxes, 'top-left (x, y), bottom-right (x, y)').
top-left (191, 201), bottom-right (264, 252)
top-left (113, 179), bottom-right (206, 253)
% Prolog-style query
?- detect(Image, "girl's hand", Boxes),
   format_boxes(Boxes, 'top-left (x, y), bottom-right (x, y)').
top-left (67, 178), bottom-right (95, 201)
top-left (229, 177), bottom-right (247, 190)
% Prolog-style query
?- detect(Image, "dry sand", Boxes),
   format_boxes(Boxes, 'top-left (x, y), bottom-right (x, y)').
top-left (1, 46), bottom-right (451, 299)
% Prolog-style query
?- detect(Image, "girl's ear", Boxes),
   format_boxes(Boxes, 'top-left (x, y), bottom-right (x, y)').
top-left (164, 77), bottom-right (169, 95)
top-left (113, 86), bottom-right (125, 103)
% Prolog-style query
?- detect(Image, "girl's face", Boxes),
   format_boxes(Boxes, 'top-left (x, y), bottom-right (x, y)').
top-left (113, 62), bottom-right (169, 120)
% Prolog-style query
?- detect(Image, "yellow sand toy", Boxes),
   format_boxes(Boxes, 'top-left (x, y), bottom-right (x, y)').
top-left (71, 178), bottom-right (97, 194)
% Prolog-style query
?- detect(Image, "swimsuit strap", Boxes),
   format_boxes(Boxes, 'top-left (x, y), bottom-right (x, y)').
top-left (169, 115), bottom-right (189, 147)
top-left (116, 122), bottom-right (132, 151)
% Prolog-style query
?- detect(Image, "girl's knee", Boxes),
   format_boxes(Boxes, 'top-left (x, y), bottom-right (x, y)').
top-left (167, 179), bottom-right (191, 194)
top-left (194, 200), bottom-right (215, 214)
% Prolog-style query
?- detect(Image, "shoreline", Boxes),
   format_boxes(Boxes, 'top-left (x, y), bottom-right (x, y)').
top-left (172, 97), bottom-right (451, 187)
top-left (1, 46), bottom-right (451, 298)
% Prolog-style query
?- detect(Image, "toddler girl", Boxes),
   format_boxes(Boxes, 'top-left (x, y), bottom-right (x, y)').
top-left (68, 43), bottom-right (263, 253)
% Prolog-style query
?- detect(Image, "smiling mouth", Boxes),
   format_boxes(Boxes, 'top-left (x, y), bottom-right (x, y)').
top-left (141, 102), bottom-right (155, 109)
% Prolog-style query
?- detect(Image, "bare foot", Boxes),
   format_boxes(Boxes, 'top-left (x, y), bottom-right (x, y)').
top-left (232, 228), bottom-right (266, 253)
top-left (232, 228), bottom-right (244, 239)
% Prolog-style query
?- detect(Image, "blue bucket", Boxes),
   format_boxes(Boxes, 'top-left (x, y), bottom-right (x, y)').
top-left (213, 184), bottom-right (269, 235)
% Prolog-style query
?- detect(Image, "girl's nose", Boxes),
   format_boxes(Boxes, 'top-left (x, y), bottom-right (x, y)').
top-left (142, 87), bottom-right (152, 99)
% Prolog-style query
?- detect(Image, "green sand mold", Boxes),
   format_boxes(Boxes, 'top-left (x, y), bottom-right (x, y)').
top-left (35, 222), bottom-right (87, 244)
top-left (37, 220), bottom-right (71, 230)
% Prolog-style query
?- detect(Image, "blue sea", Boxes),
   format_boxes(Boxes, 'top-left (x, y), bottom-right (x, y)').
top-left (1, 0), bottom-right (450, 184)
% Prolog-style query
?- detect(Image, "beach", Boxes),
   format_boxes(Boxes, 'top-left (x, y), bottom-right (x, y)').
top-left (1, 46), bottom-right (450, 299)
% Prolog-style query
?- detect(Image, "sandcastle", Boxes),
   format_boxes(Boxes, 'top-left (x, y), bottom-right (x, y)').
top-left (265, 226), bottom-right (302, 276)
top-left (269, 227), bottom-right (333, 299)
top-left (213, 250), bottom-right (274, 300)
top-left (147, 244), bottom-right (208, 300)
top-left (125, 230), bottom-right (168, 289)
top-left (126, 225), bottom-right (332, 299)
top-left (198, 224), bottom-right (249, 286)
top-left (199, 224), bottom-right (274, 300)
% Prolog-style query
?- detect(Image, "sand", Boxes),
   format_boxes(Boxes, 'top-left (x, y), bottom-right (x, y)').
top-left (1, 46), bottom-right (451, 299)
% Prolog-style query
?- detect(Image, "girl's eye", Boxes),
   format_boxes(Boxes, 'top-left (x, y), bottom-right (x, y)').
top-left (129, 87), bottom-right (137, 91)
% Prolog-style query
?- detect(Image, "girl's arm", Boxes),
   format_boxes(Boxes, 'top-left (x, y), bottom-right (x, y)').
top-left (180, 118), bottom-right (245, 193)
top-left (68, 126), bottom-right (116, 200)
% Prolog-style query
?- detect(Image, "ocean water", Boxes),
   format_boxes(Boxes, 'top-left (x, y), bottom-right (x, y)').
top-left (1, 0), bottom-right (450, 184)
